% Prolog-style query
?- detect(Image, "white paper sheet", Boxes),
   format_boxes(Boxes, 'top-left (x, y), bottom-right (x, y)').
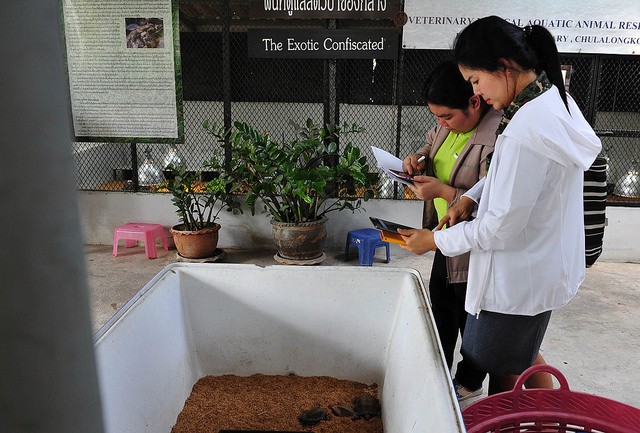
top-left (371, 146), bottom-right (414, 186)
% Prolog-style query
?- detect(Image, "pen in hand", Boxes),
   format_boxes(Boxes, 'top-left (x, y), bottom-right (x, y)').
top-left (413, 155), bottom-right (426, 175)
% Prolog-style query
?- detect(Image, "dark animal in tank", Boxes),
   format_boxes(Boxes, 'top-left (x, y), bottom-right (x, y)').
top-left (354, 395), bottom-right (381, 420)
top-left (329, 403), bottom-right (357, 418)
top-left (298, 406), bottom-right (329, 426)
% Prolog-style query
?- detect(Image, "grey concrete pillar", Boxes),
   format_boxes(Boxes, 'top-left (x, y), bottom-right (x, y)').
top-left (0, 2), bottom-right (104, 432)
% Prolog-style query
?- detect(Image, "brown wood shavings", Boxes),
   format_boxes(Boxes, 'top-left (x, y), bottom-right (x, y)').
top-left (171, 374), bottom-right (383, 433)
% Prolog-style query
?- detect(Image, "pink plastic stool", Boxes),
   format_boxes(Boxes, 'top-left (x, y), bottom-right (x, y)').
top-left (112, 222), bottom-right (168, 259)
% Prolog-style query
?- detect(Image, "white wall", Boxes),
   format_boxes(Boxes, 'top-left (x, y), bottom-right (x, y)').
top-left (79, 191), bottom-right (423, 250)
top-left (79, 191), bottom-right (640, 263)
top-left (600, 206), bottom-right (640, 262)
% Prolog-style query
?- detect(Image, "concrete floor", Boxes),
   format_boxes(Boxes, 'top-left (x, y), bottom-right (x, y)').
top-left (86, 243), bottom-right (640, 409)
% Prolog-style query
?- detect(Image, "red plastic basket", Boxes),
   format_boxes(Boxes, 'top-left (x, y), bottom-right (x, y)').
top-left (462, 364), bottom-right (640, 433)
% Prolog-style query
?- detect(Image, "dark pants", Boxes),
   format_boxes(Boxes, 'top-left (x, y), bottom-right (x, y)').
top-left (462, 309), bottom-right (552, 376)
top-left (429, 250), bottom-right (486, 391)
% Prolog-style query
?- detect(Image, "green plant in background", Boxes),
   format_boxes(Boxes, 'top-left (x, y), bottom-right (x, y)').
top-left (165, 149), bottom-right (241, 231)
top-left (203, 118), bottom-right (378, 223)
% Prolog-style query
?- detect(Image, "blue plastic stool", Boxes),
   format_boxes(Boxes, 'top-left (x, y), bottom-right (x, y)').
top-left (345, 228), bottom-right (390, 266)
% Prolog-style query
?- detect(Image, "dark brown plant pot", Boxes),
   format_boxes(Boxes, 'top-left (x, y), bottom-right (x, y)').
top-left (170, 223), bottom-right (220, 259)
top-left (271, 217), bottom-right (327, 261)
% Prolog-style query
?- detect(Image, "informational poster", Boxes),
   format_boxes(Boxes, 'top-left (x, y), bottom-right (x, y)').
top-left (402, 0), bottom-right (640, 55)
top-left (61, 0), bottom-right (183, 142)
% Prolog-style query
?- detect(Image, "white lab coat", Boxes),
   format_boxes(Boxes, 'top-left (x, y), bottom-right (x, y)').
top-left (434, 86), bottom-right (602, 316)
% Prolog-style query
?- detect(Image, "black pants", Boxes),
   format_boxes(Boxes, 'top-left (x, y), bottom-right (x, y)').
top-left (429, 250), bottom-right (486, 391)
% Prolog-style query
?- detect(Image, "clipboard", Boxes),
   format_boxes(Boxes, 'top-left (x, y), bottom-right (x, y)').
top-left (369, 217), bottom-right (415, 245)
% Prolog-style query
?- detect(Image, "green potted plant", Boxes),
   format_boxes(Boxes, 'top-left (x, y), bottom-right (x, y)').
top-left (203, 118), bottom-right (378, 262)
top-left (166, 150), bottom-right (241, 259)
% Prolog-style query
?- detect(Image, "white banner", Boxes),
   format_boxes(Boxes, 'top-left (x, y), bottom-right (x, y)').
top-left (402, 0), bottom-right (640, 55)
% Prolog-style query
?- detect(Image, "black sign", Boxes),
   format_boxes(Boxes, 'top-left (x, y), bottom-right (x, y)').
top-left (250, 0), bottom-right (403, 19)
top-left (248, 29), bottom-right (398, 59)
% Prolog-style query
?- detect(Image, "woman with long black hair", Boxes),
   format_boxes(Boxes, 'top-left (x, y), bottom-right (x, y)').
top-left (400, 16), bottom-right (601, 395)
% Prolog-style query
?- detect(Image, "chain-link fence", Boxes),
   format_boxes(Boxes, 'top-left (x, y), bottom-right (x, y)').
top-left (74, 2), bottom-right (640, 206)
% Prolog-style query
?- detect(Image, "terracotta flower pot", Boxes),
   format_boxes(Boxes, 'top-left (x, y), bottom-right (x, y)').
top-left (271, 217), bottom-right (327, 261)
top-left (170, 223), bottom-right (220, 259)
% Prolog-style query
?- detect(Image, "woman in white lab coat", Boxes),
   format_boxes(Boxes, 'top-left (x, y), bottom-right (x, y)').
top-left (399, 15), bottom-right (602, 395)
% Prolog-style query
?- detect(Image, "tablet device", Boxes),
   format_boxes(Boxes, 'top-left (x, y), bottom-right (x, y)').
top-left (369, 217), bottom-right (415, 245)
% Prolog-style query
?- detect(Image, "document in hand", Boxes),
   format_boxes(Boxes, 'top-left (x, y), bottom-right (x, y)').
top-left (371, 146), bottom-right (414, 186)
top-left (370, 217), bottom-right (415, 245)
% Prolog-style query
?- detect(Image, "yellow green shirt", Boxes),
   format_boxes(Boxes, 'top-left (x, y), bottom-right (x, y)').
top-left (432, 129), bottom-right (474, 220)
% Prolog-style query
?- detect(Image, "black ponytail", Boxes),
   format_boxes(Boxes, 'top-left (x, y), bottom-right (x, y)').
top-left (525, 24), bottom-right (568, 109)
top-left (454, 16), bottom-right (569, 111)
